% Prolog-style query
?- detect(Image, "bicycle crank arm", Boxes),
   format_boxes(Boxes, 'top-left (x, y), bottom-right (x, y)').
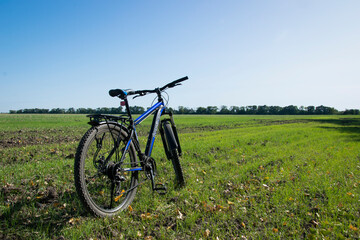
top-left (148, 167), bottom-right (167, 194)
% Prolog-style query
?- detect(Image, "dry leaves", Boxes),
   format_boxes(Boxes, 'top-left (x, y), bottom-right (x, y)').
top-left (227, 200), bottom-right (234, 205)
top-left (128, 205), bottom-right (133, 212)
top-left (141, 213), bottom-right (158, 221)
top-left (114, 190), bottom-right (125, 202)
top-left (349, 224), bottom-right (358, 231)
top-left (204, 229), bottom-right (210, 238)
top-left (202, 201), bottom-right (232, 212)
top-left (176, 209), bottom-right (184, 220)
top-left (68, 217), bottom-right (80, 225)
top-left (241, 222), bottom-right (246, 228)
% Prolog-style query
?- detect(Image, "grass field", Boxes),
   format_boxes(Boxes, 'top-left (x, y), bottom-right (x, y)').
top-left (1, 114), bottom-right (360, 239)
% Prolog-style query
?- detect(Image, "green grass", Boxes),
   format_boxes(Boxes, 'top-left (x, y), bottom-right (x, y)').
top-left (1, 114), bottom-right (360, 239)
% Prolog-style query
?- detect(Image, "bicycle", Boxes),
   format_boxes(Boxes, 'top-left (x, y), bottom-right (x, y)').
top-left (74, 76), bottom-right (188, 217)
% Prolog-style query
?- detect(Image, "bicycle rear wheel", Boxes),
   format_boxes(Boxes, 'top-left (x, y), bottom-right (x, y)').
top-left (74, 124), bottom-right (138, 217)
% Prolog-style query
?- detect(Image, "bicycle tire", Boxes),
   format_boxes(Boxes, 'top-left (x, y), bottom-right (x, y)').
top-left (163, 123), bottom-right (185, 186)
top-left (170, 149), bottom-right (185, 187)
top-left (74, 124), bottom-right (138, 217)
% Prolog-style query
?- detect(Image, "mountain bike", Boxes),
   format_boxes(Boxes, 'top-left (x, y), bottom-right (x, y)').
top-left (74, 76), bottom-right (188, 217)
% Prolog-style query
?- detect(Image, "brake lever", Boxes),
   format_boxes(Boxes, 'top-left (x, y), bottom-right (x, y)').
top-left (133, 92), bottom-right (147, 99)
top-left (167, 83), bottom-right (182, 89)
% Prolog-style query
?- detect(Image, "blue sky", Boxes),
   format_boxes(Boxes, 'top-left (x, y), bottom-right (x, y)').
top-left (1, 0), bottom-right (359, 112)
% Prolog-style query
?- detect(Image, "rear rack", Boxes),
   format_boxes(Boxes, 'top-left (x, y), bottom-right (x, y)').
top-left (87, 114), bottom-right (130, 126)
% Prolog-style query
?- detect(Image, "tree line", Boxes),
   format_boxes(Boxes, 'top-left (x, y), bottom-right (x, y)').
top-left (173, 105), bottom-right (359, 115)
top-left (9, 105), bottom-right (359, 115)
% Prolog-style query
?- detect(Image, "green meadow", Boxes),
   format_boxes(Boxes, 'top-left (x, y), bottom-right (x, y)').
top-left (1, 114), bottom-right (359, 239)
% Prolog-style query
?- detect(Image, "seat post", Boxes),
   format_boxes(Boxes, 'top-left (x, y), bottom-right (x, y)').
top-left (123, 98), bottom-right (132, 121)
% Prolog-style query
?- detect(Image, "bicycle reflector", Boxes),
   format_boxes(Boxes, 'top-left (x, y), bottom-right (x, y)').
top-left (120, 101), bottom-right (126, 106)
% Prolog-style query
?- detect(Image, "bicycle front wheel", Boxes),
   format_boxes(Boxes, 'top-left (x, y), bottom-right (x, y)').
top-left (74, 124), bottom-right (138, 217)
top-left (163, 122), bottom-right (185, 186)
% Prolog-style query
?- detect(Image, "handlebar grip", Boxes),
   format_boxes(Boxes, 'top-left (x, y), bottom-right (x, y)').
top-left (175, 76), bottom-right (188, 82)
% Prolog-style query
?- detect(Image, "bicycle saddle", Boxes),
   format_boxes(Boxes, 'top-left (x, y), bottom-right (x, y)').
top-left (109, 89), bottom-right (133, 99)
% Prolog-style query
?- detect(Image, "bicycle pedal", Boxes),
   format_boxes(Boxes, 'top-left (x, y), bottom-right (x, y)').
top-left (154, 183), bottom-right (167, 195)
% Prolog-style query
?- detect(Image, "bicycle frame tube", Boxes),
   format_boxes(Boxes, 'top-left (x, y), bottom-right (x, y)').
top-left (128, 101), bottom-right (165, 154)
top-left (134, 101), bottom-right (163, 126)
top-left (117, 101), bottom-right (165, 173)
top-left (145, 105), bottom-right (165, 157)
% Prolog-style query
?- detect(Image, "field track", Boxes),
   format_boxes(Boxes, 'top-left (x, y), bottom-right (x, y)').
top-left (1, 114), bottom-right (360, 239)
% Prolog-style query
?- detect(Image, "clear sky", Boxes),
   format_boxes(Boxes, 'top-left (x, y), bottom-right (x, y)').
top-left (1, 0), bottom-right (359, 112)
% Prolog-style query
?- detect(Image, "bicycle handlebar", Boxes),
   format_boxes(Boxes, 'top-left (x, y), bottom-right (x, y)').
top-left (109, 76), bottom-right (188, 99)
top-left (160, 76), bottom-right (188, 91)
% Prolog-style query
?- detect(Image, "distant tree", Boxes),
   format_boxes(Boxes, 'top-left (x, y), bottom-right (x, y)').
top-left (110, 107), bottom-right (122, 114)
top-left (67, 108), bottom-right (76, 114)
top-left (315, 105), bottom-right (336, 115)
top-left (196, 107), bottom-right (207, 114)
top-left (246, 105), bottom-right (257, 114)
top-left (315, 105), bottom-right (325, 114)
top-left (298, 106), bottom-right (305, 114)
top-left (206, 106), bottom-right (218, 114)
top-left (87, 108), bottom-right (95, 114)
top-left (96, 107), bottom-right (110, 114)
top-left (184, 107), bottom-right (195, 114)
top-left (50, 108), bottom-right (65, 114)
top-left (269, 106), bottom-right (281, 115)
top-left (22, 109), bottom-right (32, 114)
top-left (219, 105), bottom-right (230, 114)
top-left (176, 106), bottom-right (194, 114)
top-left (129, 106), bottom-right (145, 114)
top-left (306, 106), bottom-right (315, 114)
top-left (257, 105), bottom-right (269, 115)
top-left (329, 107), bottom-right (338, 115)
top-left (229, 106), bottom-right (240, 114)
top-left (343, 109), bottom-right (359, 115)
top-left (281, 105), bottom-right (299, 115)
top-left (76, 108), bottom-right (87, 114)
top-left (239, 106), bottom-right (246, 114)
top-left (177, 106), bottom-right (186, 114)
top-left (19, 108), bottom-right (49, 113)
